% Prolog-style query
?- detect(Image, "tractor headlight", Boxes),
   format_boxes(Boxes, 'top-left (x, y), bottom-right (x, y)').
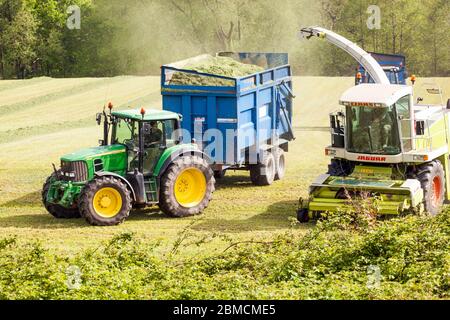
top-left (325, 148), bottom-right (337, 156)
top-left (413, 155), bottom-right (429, 162)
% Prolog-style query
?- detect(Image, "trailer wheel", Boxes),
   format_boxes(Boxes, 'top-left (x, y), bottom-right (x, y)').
top-left (159, 156), bottom-right (215, 217)
top-left (274, 147), bottom-right (286, 181)
top-left (417, 160), bottom-right (445, 216)
top-left (79, 176), bottom-right (132, 226)
top-left (250, 151), bottom-right (275, 186)
top-left (42, 171), bottom-right (81, 219)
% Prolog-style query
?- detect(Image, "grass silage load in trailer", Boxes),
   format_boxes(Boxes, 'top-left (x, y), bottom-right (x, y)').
top-left (169, 56), bottom-right (264, 86)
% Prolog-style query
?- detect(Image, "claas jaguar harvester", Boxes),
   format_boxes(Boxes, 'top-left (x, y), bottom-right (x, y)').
top-left (43, 105), bottom-right (215, 226)
top-left (298, 26), bottom-right (450, 221)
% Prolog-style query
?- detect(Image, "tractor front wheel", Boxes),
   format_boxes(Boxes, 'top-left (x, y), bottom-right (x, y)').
top-left (417, 160), bottom-right (445, 216)
top-left (79, 176), bottom-right (132, 226)
top-left (42, 171), bottom-right (81, 219)
top-left (159, 156), bottom-right (215, 217)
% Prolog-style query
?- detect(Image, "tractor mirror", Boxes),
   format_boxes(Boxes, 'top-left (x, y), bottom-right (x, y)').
top-left (415, 120), bottom-right (425, 136)
top-left (96, 113), bottom-right (102, 125)
top-left (330, 115), bottom-right (337, 129)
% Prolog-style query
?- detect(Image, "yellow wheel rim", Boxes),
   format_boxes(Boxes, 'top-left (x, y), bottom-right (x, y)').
top-left (174, 168), bottom-right (207, 208)
top-left (93, 187), bottom-right (123, 218)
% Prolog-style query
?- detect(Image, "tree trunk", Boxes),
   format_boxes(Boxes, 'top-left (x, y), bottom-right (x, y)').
top-left (0, 49), bottom-right (4, 80)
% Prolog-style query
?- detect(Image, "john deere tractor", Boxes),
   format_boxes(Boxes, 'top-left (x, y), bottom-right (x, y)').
top-left (42, 106), bottom-right (215, 226)
top-left (298, 27), bottom-right (450, 221)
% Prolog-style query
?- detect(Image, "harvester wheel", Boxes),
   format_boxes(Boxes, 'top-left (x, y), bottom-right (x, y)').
top-left (250, 151), bottom-right (275, 186)
top-left (297, 208), bottom-right (310, 223)
top-left (417, 160), bottom-right (445, 216)
top-left (274, 147), bottom-right (286, 181)
top-left (159, 156), bottom-right (215, 217)
top-left (42, 171), bottom-right (81, 219)
top-left (327, 159), bottom-right (353, 176)
top-left (79, 176), bottom-right (132, 226)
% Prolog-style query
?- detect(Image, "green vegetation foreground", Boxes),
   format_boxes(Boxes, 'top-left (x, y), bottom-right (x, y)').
top-left (0, 210), bottom-right (449, 299)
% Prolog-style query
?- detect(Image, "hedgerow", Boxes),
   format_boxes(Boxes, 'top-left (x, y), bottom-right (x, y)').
top-left (0, 209), bottom-right (448, 300)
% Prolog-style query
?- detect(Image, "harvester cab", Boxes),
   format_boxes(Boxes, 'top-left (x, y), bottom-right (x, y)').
top-left (298, 26), bottom-right (450, 222)
top-left (42, 105), bottom-right (215, 226)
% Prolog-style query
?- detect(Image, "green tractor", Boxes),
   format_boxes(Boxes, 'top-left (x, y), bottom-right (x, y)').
top-left (42, 105), bottom-right (215, 226)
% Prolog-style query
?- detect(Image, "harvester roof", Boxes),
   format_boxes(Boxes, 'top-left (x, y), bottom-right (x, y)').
top-left (339, 84), bottom-right (412, 108)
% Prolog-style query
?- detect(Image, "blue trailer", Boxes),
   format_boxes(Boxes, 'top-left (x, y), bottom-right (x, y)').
top-left (161, 52), bottom-right (295, 185)
top-left (357, 52), bottom-right (407, 85)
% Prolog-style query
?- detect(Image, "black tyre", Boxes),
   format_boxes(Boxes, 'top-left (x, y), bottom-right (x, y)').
top-left (42, 171), bottom-right (81, 219)
top-left (214, 170), bottom-right (226, 179)
top-left (327, 159), bottom-right (354, 176)
top-left (297, 208), bottom-right (310, 223)
top-left (274, 147), bottom-right (286, 181)
top-left (159, 156), bottom-right (215, 217)
top-left (417, 160), bottom-right (445, 216)
top-left (79, 176), bottom-right (132, 226)
top-left (250, 151), bottom-right (275, 186)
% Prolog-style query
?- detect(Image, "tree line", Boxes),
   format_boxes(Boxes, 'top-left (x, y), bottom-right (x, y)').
top-left (0, 0), bottom-right (448, 79)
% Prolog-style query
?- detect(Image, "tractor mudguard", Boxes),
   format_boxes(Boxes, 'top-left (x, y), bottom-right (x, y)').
top-left (94, 171), bottom-right (137, 202)
top-left (154, 146), bottom-right (212, 179)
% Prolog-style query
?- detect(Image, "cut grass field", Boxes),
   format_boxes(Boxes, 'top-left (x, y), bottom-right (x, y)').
top-left (0, 76), bottom-right (449, 259)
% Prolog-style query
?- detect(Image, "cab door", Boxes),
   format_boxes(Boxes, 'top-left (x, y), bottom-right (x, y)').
top-left (142, 120), bottom-right (177, 175)
top-left (396, 95), bottom-right (413, 152)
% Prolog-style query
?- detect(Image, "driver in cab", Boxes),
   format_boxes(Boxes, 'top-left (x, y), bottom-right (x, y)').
top-left (144, 121), bottom-right (163, 147)
top-left (142, 121), bottom-right (163, 174)
top-left (352, 107), bottom-right (393, 152)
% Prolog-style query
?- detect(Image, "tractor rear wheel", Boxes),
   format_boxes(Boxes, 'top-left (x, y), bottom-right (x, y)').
top-left (159, 156), bottom-right (215, 217)
top-left (417, 160), bottom-right (445, 216)
top-left (42, 171), bottom-right (81, 219)
top-left (79, 176), bottom-right (132, 226)
top-left (274, 147), bottom-right (286, 181)
top-left (250, 151), bottom-right (275, 186)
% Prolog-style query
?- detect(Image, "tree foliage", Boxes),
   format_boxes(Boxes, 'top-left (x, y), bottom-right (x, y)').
top-left (0, 0), bottom-right (448, 79)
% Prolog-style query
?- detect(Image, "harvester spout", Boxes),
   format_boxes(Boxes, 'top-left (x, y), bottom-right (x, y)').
top-left (300, 26), bottom-right (390, 85)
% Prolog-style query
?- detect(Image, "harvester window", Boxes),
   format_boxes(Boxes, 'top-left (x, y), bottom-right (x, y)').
top-left (395, 95), bottom-right (412, 152)
top-left (347, 105), bottom-right (401, 155)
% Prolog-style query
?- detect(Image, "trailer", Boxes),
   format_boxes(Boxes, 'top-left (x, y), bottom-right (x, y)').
top-left (161, 52), bottom-right (295, 185)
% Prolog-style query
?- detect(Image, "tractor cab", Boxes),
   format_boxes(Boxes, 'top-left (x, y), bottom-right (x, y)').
top-left (107, 109), bottom-right (181, 176)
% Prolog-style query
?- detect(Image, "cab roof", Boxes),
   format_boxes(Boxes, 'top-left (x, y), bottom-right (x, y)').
top-left (339, 84), bottom-right (412, 107)
top-left (112, 108), bottom-right (179, 121)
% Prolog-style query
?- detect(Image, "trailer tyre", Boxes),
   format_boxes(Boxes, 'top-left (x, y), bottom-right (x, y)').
top-left (42, 171), bottom-right (81, 219)
top-left (79, 176), bottom-right (132, 226)
top-left (159, 156), bottom-right (215, 217)
top-left (274, 147), bottom-right (286, 181)
top-left (250, 152), bottom-right (276, 186)
top-left (417, 160), bottom-right (445, 216)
